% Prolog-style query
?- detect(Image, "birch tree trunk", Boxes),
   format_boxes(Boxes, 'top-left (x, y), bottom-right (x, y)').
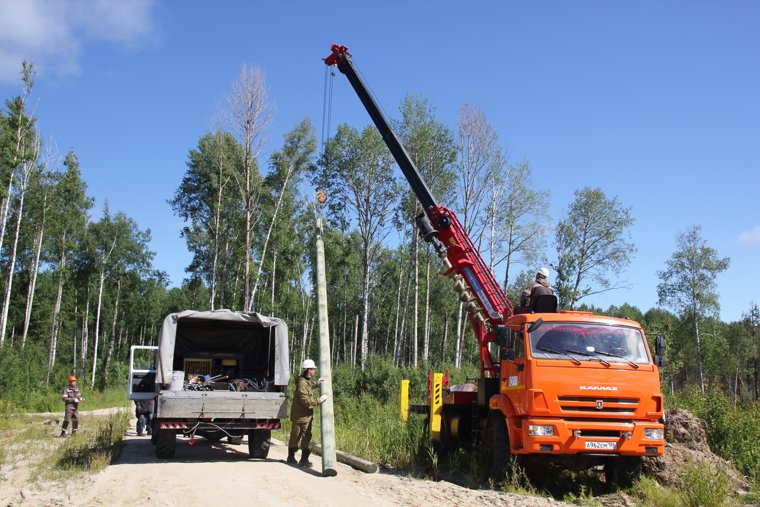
top-left (412, 233), bottom-right (419, 368)
top-left (352, 314), bottom-right (359, 368)
top-left (91, 269), bottom-right (106, 388)
top-left (269, 250), bottom-right (277, 315)
top-left (454, 303), bottom-right (464, 368)
top-left (360, 248), bottom-right (371, 371)
top-left (22, 223), bottom-right (45, 347)
top-left (0, 151), bottom-right (36, 345)
top-left (80, 289), bottom-right (90, 378)
top-left (251, 164), bottom-right (293, 306)
top-left (103, 279), bottom-right (121, 386)
top-left (423, 256), bottom-right (431, 363)
top-left (441, 312), bottom-right (449, 363)
top-left (46, 240), bottom-right (66, 385)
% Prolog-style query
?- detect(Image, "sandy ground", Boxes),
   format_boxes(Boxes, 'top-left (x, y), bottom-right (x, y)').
top-left (1, 413), bottom-right (568, 507)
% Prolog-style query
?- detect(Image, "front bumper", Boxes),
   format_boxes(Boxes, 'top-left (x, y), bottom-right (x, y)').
top-left (514, 417), bottom-right (664, 456)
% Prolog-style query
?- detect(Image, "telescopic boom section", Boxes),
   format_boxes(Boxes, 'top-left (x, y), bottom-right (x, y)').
top-left (324, 44), bottom-right (514, 377)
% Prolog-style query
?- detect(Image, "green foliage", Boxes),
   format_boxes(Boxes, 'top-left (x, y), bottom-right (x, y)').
top-left (553, 187), bottom-right (635, 309)
top-left (678, 461), bottom-right (734, 507)
top-left (670, 388), bottom-right (760, 485)
top-left (48, 410), bottom-right (130, 474)
top-left (632, 476), bottom-right (682, 507)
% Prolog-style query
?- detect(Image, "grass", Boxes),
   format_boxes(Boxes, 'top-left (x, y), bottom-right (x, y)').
top-left (44, 410), bottom-right (130, 477)
top-left (0, 409), bottom-right (130, 487)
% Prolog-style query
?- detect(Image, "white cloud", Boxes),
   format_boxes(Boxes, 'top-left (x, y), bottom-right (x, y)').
top-left (0, 0), bottom-right (155, 83)
top-left (738, 225), bottom-right (760, 246)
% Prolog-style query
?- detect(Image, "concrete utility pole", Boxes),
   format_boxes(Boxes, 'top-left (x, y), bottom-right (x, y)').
top-left (315, 192), bottom-right (337, 477)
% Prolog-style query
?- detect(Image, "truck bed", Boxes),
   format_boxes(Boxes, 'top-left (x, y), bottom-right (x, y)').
top-left (157, 390), bottom-right (287, 419)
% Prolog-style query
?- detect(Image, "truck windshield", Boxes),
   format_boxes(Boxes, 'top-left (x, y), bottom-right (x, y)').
top-left (528, 323), bottom-right (650, 365)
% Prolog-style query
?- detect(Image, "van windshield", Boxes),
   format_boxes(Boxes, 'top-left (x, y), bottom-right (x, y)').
top-left (529, 322), bottom-right (650, 365)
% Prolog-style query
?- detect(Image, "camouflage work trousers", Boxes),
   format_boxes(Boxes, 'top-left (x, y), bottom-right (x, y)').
top-left (288, 417), bottom-right (313, 451)
top-left (61, 404), bottom-right (79, 433)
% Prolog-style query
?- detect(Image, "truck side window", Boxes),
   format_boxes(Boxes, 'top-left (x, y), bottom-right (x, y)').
top-left (509, 329), bottom-right (525, 358)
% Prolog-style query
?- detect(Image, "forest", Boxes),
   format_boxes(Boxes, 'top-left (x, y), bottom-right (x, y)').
top-left (0, 60), bottom-right (758, 419)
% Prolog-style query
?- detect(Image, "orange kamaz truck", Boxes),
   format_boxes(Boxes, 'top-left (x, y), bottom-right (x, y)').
top-left (325, 44), bottom-right (665, 487)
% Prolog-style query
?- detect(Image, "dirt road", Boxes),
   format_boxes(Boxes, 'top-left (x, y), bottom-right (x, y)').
top-left (6, 419), bottom-right (568, 506)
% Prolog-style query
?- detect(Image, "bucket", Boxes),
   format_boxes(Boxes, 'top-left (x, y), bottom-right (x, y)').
top-left (170, 370), bottom-right (185, 391)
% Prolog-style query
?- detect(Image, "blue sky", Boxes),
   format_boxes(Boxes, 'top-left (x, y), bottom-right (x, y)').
top-left (0, 1), bottom-right (758, 322)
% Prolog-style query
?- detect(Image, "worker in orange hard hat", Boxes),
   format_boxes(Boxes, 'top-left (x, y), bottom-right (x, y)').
top-left (59, 375), bottom-right (83, 438)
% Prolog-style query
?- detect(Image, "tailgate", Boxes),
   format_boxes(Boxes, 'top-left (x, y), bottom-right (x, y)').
top-left (157, 391), bottom-right (287, 419)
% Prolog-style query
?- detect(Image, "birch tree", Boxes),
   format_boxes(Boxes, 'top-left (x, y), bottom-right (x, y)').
top-left (553, 187), bottom-right (635, 309)
top-left (657, 225), bottom-right (729, 393)
top-left (316, 124), bottom-right (398, 370)
top-left (224, 64), bottom-right (272, 311)
top-left (46, 151), bottom-right (92, 382)
top-left (395, 94), bottom-right (456, 367)
top-left (453, 103), bottom-right (504, 366)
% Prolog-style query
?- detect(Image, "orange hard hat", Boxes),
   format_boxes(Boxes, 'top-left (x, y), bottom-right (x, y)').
top-left (68, 375), bottom-right (77, 382)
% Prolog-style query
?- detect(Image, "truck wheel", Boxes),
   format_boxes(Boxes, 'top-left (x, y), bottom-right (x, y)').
top-left (249, 429), bottom-right (271, 459)
top-left (156, 429), bottom-right (177, 459)
top-left (486, 411), bottom-right (511, 481)
top-left (604, 456), bottom-right (642, 489)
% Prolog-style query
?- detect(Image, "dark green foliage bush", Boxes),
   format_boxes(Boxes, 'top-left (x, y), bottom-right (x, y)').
top-left (330, 356), bottom-right (478, 404)
top-left (0, 345), bottom-right (131, 413)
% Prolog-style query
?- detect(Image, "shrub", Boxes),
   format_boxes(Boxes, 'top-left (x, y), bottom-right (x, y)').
top-left (678, 461), bottom-right (733, 507)
top-left (670, 388), bottom-right (760, 485)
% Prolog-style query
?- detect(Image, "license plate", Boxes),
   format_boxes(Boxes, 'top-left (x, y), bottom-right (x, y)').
top-left (585, 441), bottom-right (617, 450)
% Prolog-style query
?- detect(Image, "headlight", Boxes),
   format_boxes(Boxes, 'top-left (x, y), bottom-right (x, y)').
top-left (528, 425), bottom-right (554, 436)
top-left (644, 428), bottom-right (664, 440)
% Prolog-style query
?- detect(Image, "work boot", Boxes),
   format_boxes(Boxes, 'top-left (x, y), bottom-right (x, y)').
top-left (298, 449), bottom-right (313, 467)
top-left (286, 448), bottom-right (298, 465)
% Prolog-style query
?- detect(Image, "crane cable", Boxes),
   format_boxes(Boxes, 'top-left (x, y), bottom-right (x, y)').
top-left (320, 64), bottom-right (335, 160)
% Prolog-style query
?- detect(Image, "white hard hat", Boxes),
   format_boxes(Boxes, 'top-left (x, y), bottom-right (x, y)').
top-left (301, 359), bottom-right (317, 370)
top-left (537, 267), bottom-right (550, 279)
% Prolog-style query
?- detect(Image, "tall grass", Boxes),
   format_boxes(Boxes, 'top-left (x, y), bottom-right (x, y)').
top-left (46, 410), bottom-right (130, 475)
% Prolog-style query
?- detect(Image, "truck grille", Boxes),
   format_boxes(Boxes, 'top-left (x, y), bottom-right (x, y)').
top-left (558, 395), bottom-right (638, 415)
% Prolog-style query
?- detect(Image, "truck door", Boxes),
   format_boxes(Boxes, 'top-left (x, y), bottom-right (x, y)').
top-left (129, 345), bottom-right (158, 400)
top-left (502, 327), bottom-right (528, 412)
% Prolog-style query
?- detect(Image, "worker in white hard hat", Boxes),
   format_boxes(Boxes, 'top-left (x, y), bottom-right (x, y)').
top-left (515, 267), bottom-right (554, 314)
top-left (287, 358), bottom-right (327, 466)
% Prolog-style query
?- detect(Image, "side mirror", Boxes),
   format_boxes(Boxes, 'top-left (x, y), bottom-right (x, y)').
top-left (654, 335), bottom-right (666, 367)
top-left (655, 335), bottom-right (665, 356)
top-left (494, 326), bottom-right (508, 347)
top-left (527, 318), bottom-right (544, 334)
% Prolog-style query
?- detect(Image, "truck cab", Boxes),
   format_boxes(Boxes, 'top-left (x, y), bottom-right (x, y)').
top-left (489, 309), bottom-right (665, 486)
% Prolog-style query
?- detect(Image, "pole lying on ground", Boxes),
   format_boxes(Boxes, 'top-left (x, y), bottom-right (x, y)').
top-left (315, 214), bottom-right (338, 477)
top-left (309, 442), bottom-right (379, 474)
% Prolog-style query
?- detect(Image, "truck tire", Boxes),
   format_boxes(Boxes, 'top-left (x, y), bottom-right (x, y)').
top-left (248, 429), bottom-right (271, 459)
top-left (604, 456), bottom-right (642, 489)
top-left (156, 429), bottom-right (177, 459)
top-left (486, 411), bottom-right (511, 481)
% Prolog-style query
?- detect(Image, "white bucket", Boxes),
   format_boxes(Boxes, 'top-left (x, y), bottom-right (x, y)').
top-left (170, 371), bottom-right (185, 391)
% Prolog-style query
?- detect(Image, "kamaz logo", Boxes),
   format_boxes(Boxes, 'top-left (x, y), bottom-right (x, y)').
top-left (579, 386), bottom-right (618, 391)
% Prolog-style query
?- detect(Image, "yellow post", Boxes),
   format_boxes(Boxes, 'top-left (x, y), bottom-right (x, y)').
top-left (430, 372), bottom-right (443, 442)
top-left (400, 379), bottom-right (409, 421)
